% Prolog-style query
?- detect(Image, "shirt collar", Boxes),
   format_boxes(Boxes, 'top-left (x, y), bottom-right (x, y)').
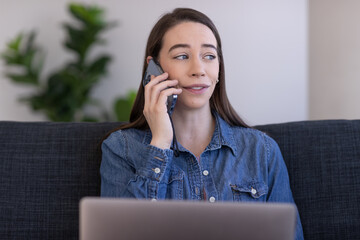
top-left (143, 111), bottom-right (237, 155)
top-left (205, 112), bottom-right (237, 155)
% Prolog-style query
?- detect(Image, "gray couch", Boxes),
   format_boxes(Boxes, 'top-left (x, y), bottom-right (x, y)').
top-left (0, 120), bottom-right (359, 239)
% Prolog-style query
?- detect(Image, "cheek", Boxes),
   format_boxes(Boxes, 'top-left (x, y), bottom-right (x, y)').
top-left (158, 57), bottom-right (172, 76)
top-left (165, 67), bottom-right (182, 82)
top-left (159, 62), bottom-right (177, 79)
top-left (209, 66), bottom-right (220, 84)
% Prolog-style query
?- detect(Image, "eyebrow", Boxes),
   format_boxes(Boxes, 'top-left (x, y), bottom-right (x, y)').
top-left (168, 43), bottom-right (217, 53)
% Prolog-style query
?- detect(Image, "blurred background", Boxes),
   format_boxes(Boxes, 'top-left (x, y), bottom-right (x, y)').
top-left (0, 0), bottom-right (359, 125)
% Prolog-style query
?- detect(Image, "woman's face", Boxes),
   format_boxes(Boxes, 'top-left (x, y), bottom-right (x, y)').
top-left (158, 21), bottom-right (219, 112)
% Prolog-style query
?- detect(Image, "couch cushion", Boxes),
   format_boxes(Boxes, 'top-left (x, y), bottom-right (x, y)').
top-left (0, 121), bottom-right (120, 239)
top-left (1, 120), bottom-right (359, 240)
top-left (256, 120), bottom-right (360, 240)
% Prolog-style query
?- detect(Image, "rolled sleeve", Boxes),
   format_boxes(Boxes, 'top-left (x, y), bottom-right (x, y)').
top-left (100, 130), bottom-right (174, 199)
top-left (136, 144), bottom-right (174, 182)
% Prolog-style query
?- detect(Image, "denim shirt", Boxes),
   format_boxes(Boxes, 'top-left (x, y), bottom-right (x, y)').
top-left (100, 113), bottom-right (304, 240)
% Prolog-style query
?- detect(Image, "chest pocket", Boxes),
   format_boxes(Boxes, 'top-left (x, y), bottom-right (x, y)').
top-left (159, 169), bottom-right (184, 200)
top-left (230, 181), bottom-right (268, 202)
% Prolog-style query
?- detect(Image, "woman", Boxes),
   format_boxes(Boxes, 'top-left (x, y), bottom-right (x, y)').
top-left (100, 8), bottom-right (303, 239)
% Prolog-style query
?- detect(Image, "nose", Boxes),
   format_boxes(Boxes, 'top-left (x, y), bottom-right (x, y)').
top-left (190, 57), bottom-right (205, 77)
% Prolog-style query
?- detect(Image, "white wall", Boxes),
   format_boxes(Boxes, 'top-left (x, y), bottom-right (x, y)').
top-left (309, 0), bottom-right (360, 120)
top-left (0, 0), bottom-right (308, 125)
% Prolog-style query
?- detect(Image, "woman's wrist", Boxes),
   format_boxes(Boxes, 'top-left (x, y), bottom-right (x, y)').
top-left (150, 138), bottom-right (172, 150)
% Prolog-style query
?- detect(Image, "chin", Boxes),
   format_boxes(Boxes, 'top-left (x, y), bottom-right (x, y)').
top-left (177, 99), bottom-right (210, 111)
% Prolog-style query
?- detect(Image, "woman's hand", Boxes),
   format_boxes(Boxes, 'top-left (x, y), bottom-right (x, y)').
top-left (143, 72), bottom-right (182, 149)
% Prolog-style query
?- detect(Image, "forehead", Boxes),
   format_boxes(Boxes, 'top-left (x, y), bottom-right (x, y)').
top-left (162, 21), bottom-right (217, 48)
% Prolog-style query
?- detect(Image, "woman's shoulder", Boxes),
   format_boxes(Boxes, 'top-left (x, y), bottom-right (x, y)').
top-left (226, 126), bottom-right (284, 167)
top-left (229, 125), bottom-right (280, 150)
top-left (103, 127), bottom-right (149, 146)
top-left (235, 126), bottom-right (274, 139)
top-left (216, 114), bottom-right (279, 151)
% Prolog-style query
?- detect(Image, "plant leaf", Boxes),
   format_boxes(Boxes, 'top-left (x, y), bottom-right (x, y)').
top-left (114, 98), bottom-right (132, 122)
top-left (114, 90), bottom-right (137, 122)
top-left (87, 55), bottom-right (111, 75)
top-left (6, 33), bottom-right (23, 51)
top-left (6, 73), bottom-right (38, 85)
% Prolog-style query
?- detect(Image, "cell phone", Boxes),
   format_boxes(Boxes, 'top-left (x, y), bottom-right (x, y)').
top-left (143, 58), bottom-right (177, 115)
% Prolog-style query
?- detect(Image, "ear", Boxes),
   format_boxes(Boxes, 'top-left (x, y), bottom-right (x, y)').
top-left (146, 56), bottom-right (153, 64)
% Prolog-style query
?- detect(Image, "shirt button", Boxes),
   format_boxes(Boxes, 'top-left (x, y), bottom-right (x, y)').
top-left (209, 196), bottom-right (216, 203)
top-left (203, 170), bottom-right (209, 176)
top-left (154, 168), bottom-right (161, 174)
top-left (251, 188), bottom-right (257, 195)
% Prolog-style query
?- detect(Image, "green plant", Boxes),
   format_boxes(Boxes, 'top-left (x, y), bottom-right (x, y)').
top-left (114, 90), bottom-right (137, 121)
top-left (1, 3), bottom-right (116, 121)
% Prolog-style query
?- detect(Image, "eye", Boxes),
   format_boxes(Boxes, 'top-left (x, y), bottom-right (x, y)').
top-left (204, 54), bottom-right (216, 60)
top-left (174, 54), bottom-right (188, 60)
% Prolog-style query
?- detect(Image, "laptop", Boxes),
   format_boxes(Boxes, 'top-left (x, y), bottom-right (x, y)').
top-left (80, 197), bottom-right (296, 240)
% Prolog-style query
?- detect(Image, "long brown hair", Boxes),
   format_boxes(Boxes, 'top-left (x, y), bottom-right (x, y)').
top-left (111, 8), bottom-right (249, 134)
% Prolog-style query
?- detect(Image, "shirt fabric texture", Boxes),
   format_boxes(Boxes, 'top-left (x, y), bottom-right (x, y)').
top-left (100, 112), bottom-right (304, 240)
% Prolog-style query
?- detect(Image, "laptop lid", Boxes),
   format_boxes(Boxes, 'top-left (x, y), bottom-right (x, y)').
top-left (80, 197), bottom-right (296, 240)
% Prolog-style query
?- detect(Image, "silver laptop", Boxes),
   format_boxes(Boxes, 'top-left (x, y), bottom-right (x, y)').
top-left (80, 197), bottom-right (296, 240)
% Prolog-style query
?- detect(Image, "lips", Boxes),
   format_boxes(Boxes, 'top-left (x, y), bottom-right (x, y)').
top-left (183, 84), bottom-right (210, 94)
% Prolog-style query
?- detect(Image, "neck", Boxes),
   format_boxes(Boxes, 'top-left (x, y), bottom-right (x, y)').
top-left (171, 107), bottom-right (215, 158)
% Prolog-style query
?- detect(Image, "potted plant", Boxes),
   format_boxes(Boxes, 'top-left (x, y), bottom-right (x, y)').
top-left (1, 3), bottom-right (122, 122)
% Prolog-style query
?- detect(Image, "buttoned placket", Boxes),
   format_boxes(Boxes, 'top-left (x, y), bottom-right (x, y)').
top-left (199, 153), bottom-right (218, 202)
top-left (186, 154), bottom-right (202, 200)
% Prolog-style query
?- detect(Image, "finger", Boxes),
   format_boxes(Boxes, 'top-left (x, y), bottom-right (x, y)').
top-left (148, 72), bottom-right (169, 87)
top-left (148, 79), bottom-right (179, 107)
top-left (144, 72), bottom-right (169, 107)
top-left (156, 87), bottom-right (182, 106)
